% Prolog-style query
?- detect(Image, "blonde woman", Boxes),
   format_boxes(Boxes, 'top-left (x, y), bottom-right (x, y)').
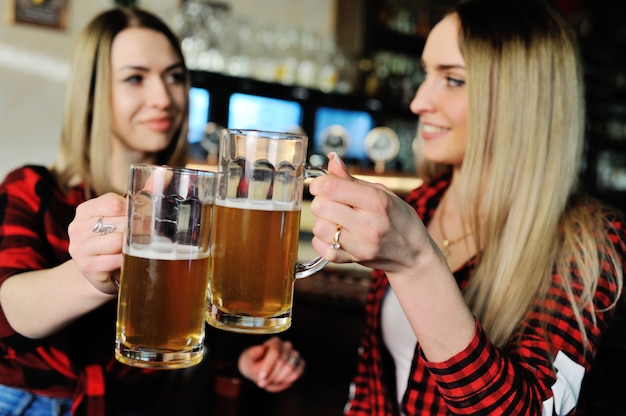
top-left (0, 7), bottom-right (302, 416)
top-left (309, 0), bottom-right (625, 414)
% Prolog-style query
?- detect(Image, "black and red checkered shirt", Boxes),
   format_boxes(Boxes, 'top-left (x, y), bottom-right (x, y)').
top-left (344, 170), bottom-right (625, 416)
top-left (0, 166), bottom-right (162, 415)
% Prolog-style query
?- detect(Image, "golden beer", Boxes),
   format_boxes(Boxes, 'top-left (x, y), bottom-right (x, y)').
top-left (207, 200), bottom-right (301, 333)
top-left (116, 164), bottom-right (215, 369)
top-left (210, 129), bottom-right (328, 334)
top-left (116, 247), bottom-right (210, 369)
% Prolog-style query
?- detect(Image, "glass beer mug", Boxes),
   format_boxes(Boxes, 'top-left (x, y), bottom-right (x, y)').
top-left (207, 129), bottom-right (327, 334)
top-left (115, 164), bottom-right (215, 369)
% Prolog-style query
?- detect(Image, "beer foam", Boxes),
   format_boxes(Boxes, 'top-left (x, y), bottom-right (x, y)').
top-left (216, 198), bottom-right (300, 211)
top-left (124, 244), bottom-right (209, 260)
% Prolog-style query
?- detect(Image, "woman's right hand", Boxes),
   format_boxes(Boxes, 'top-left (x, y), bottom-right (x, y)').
top-left (308, 154), bottom-right (439, 275)
top-left (1, 193), bottom-right (126, 338)
top-left (68, 193), bottom-right (127, 294)
top-left (309, 155), bottom-right (476, 362)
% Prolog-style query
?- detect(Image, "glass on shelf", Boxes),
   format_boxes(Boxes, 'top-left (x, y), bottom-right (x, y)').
top-left (172, 1), bottom-right (358, 94)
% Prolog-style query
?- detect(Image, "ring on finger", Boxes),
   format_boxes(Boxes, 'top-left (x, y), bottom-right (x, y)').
top-left (287, 355), bottom-right (301, 367)
top-left (92, 217), bottom-right (116, 235)
top-left (330, 225), bottom-right (342, 250)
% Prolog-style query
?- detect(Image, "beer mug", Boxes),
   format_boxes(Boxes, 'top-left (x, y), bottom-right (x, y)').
top-left (207, 129), bottom-right (327, 334)
top-left (115, 164), bottom-right (215, 369)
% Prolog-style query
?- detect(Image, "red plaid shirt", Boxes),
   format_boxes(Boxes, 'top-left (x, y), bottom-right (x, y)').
top-left (0, 166), bottom-right (162, 415)
top-left (345, 170), bottom-right (625, 416)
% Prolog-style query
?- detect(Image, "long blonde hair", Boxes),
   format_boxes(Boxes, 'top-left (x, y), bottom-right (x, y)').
top-left (418, 0), bottom-right (623, 348)
top-left (52, 7), bottom-right (189, 196)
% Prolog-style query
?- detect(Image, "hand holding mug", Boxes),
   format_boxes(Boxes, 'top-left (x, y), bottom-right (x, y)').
top-left (68, 193), bottom-right (126, 295)
top-left (309, 154), bottom-right (430, 274)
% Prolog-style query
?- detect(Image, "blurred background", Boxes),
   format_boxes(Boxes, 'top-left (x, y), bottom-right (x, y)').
top-left (1, 1), bottom-right (625, 415)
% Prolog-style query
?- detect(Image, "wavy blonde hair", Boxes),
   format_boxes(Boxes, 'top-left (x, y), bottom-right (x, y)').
top-left (52, 7), bottom-right (189, 197)
top-left (417, 0), bottom-right (623, 348)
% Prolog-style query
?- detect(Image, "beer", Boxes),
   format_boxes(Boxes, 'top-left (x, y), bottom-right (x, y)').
top-left (207, 199), bottom-right (301, 333)
top-left (116, 164), bottom-right (215, 369)
top-left (208, 129), bottom-right (329, 334)
top-left (116, 246), bottom-right (210, 368)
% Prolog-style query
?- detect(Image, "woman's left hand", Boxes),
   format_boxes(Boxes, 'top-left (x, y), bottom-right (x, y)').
top-left (238, 336), bottom-right (305, 392)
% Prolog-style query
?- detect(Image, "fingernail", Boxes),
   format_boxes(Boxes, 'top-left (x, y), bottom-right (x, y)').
top-left (327, 152), bottom-right (346, 169)
top-left (258, 371), bottom-right (267, 387)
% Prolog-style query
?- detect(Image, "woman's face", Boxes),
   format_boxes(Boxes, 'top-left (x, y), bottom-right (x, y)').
top-left (109, 27), bottom-right (186, 158)
top-left (410, 14), bottom-right (468, 167)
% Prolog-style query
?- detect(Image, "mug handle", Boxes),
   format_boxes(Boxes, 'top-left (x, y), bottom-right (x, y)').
top-left (295, 166), bottom-right (328, 279)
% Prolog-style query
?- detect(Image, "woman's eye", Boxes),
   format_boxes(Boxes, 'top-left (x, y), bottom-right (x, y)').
top-left (124, 75), bottom-right (143, 84)
top-left (446, 77), bottom-right (465, 87)
top-left (168, 72), bottom-right (187, 84)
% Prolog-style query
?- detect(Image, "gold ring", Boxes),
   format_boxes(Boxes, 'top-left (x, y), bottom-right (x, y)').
top-left (330, 225), bottom-right (342, 250)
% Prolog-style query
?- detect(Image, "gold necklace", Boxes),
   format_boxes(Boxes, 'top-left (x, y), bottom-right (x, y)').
top-left (438, 197), bottom-right (473, 260)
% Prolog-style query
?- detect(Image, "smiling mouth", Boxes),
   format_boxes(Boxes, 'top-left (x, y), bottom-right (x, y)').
top-left (143, 118), bottom-right (172, 132)
top-left (421, 124), bottom-right (448, 134)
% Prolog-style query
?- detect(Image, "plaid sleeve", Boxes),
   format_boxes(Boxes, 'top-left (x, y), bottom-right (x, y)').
top-left (0, 167), bottom-right (76, 338)
top-left (423, 211), bottom-right (625, 415)
top-left (423, 321), bottom-right (548, 414)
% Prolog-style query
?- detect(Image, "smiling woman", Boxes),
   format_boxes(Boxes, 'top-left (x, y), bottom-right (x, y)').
top-left (109, 27), bottom-right (187, 178)
top-left (54, 7), bottom-right (190, 197)
top-left (306, 1), bottom-right (626, 415)
top-left (0, 7), bottom-right (305, 416)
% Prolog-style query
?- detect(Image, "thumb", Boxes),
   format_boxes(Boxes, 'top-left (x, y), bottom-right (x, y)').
top-left (246, 344), bottom-right (268, 362)
top-left (327, 152), bottom-right (351, 180)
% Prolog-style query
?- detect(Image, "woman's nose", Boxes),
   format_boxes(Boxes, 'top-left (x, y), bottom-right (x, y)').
top-left (409, 81), bottom-right (434, 115)
top-left (148, 79), bottom-right (172, 108)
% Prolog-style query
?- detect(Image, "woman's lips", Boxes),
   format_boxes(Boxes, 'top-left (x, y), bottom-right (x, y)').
top-left (420, 123), bottom-right (449, 140)
top-left (143, 117), bottom-right (172, 132)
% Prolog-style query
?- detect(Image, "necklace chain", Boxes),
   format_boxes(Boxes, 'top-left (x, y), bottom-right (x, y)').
top-left (438, 196), bottom-right (473, 259)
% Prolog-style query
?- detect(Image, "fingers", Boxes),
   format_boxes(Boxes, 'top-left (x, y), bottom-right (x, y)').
top-left (326, 152), bottom-right (351, 179)
top-left (258, 337), bottom-right (304, 392)
top-left (68, 193), bottom-right (127, 294)
top-left (75, 192), bottom-right (126, 223)
top-left (309, 154), bottom-right (406, 266)
top-left (70, 194), bottom-right (126, 258)
top-left (309, 187), bottom-right (390, 263)
top-left (310, 219), bottom-right (354, 263)
top-left (240, 337), bottom-right (305, 393)
top-left (72, 193), bottom-right (126, 234)
top-left (326, 153), bottom-right (387, 195)
top-left (309, 171), bottom-right (391, 216)
top-left (76, 192), bottom-right (126, 215)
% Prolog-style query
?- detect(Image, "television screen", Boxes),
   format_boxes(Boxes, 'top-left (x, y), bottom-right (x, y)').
top-left (227, 93), bottom-right (303, 133)
top-left (313, 106), bottom-right (374, 160)
top-left (188, 87), bottom-right (211, 143)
